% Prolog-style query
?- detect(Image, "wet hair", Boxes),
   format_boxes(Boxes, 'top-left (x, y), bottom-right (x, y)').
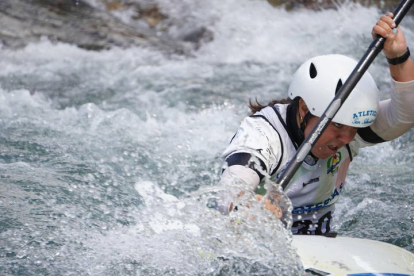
top-left (248, 97), bottom-right (292, 115)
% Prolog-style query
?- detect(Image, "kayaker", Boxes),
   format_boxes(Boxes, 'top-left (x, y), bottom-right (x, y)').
top-left (213, 12), bottom-right (414, 235)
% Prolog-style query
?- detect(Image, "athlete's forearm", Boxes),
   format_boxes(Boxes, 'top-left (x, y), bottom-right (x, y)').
top-left (389, 57), bottom-right (414, 82)
top-left (213, 165), bottom-right (260, 214)
top-left (371, 79), bottom-right (414, 141)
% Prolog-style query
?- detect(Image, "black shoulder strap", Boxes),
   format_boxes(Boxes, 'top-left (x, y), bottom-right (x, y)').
top-left (271, 105), bottom-right (300, 150)
top-left (345, 144), bottom-right (353, 162)
top-left (357, 126), bottom-right (386, 144)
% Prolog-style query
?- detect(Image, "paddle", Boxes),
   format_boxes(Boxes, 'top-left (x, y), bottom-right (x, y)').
top-left (276, 0), bottom-right (414, 191)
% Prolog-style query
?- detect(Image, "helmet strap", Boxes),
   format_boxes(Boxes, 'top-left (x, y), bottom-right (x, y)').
top-left (300, 112), bottom-right (313, 132)
top-left (287, 98), bottom-right (309, 149)
top-left (286, 98), bottom-right (303, 149)
top-left (287, 98), bottom-right (317, 164)
top-left (299, 111), bottom-right (319, 164)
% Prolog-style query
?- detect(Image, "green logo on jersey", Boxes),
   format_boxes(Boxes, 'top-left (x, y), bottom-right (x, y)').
top-left (327, 152), bottom-right (341, 174)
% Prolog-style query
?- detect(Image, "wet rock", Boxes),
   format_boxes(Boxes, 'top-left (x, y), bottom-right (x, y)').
top-left (267, 0), bottom-right (404, 11)
top-left (140, 6), bottom-right (167, 28)
top-left (0, 0), bottom-right (410, 53)
top-left (181, 27), bottom-right (214, 50)
top-left (105, 1), bottom-right (123, 11)
top-left (102, 2), bottom-right (166, 29)
top-left (0, 0), bottom-right (185, 53)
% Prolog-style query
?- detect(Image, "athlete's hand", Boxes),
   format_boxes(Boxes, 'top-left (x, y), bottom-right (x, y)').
top-left (372, 12), bottom-right (408, 59)
top-left (256, 194), bottom-right (283, 219)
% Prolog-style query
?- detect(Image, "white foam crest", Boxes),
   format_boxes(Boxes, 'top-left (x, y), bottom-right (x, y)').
top-left (90, 98), bottom-right (238, 161)
top-left (0, 88), bottom-right (53, 118)
top-left (0, 83), bottom-right (238, 171)
top-left (195, 1), bottom-right (381, 64)
top-left (0, 38), bottom-right (165, 79)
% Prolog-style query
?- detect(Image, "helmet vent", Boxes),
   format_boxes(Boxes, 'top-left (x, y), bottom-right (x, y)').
top-left (309, 63), bottom-right (317, 79)
top-left (335, 79), bottom-right (343, 95)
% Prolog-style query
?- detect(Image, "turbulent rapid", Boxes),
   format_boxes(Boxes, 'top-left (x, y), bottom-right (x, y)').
top-left (0, 0), bottom-right (413, 275)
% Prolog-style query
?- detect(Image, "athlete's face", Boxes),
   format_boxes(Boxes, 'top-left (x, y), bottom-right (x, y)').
top-left (298, 99), bottom-right (357, 159)
top-left (304, 116), bottom-right (357, 159)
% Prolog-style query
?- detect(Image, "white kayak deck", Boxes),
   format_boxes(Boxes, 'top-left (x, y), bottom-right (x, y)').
top-left (292, 235), bottom-right (414, 276)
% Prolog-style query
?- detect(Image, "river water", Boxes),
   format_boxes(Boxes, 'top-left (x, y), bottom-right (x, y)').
top-left (0, 0), bottom-right (413, 275)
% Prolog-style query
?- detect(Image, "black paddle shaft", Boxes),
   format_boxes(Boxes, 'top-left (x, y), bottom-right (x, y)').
top-left (277, 0), bottom-right (414, 190)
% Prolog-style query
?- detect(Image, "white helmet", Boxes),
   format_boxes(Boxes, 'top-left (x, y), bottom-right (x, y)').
top-left (288, 55), bottom-right (379, 128)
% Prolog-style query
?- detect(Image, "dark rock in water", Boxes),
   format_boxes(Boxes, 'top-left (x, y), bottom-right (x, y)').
top-left (1, 0), bottom-right (410, 53)
top-left (0, 0), bottom-right (187, 53)
top-left (181, 27), bottom-right (214, 50)
top-left (138, 5), bottom-right (167, 28)
top-left (267, 0), bottom-right (405, 11)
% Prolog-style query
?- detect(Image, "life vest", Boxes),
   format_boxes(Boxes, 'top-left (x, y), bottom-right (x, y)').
top-left (222, 103), bottom-right (357, 234)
